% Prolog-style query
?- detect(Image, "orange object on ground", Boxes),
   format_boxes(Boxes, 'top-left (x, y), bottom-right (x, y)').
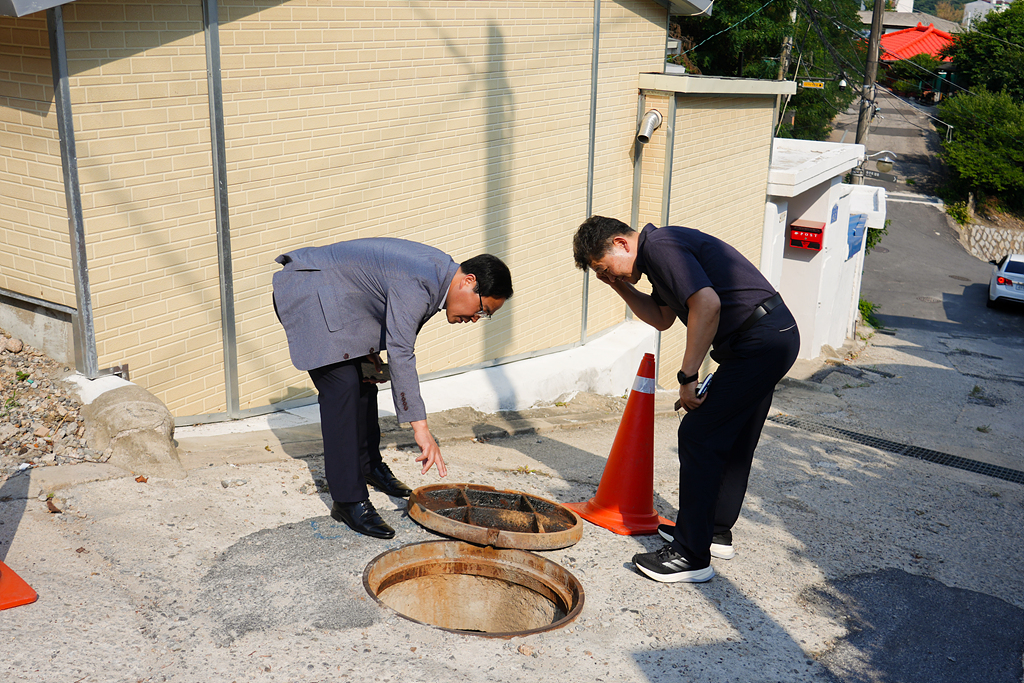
top-left (566, 353), bottom-right (671, 535)
top-left (0, 560), bottom-right (38, 610)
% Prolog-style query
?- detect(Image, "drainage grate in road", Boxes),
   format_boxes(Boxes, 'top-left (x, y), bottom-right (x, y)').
top-left (768, 414), bottom-right (1024, 485)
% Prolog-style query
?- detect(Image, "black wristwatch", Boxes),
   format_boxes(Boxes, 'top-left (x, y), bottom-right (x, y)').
top-left (677, 370), bottom-right (699, 385)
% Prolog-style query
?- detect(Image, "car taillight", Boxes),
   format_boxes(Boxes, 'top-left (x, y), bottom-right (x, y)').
top-left (998, 276), bottom-right (1014, 286)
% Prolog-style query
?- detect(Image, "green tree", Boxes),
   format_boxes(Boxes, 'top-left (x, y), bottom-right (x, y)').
top-left (885, 53), bottom-right (943, 98)
top-left (941, 2), bottom-right (1024, 102)
top-left (938, 89), bottom-right (1024, 208)
top-left (672, 0), bottom-right (862, 141)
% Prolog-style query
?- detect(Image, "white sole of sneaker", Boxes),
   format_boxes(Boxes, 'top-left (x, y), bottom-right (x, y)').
top-left (636, 562), bottom-right (715, 583)
top-left (658, 527), bottom-right (736, 560)
top-left (711, 543), bottom-right (735, 560)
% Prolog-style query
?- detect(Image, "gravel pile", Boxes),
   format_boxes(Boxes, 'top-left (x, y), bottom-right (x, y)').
top-left (0, 328), bottom-right (105, 484)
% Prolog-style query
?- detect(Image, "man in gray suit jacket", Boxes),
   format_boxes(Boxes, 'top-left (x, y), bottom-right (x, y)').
top-left (273, 238), bottom-right (513, 539)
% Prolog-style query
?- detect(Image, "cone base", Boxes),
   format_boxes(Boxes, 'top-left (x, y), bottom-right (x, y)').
top-left (0, 561), bottom-right (38, 611)
top-left (565, 500), bottom-right (672, 536)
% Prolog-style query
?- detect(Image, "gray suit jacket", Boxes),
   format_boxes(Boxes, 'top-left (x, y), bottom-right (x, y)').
top-left (272, 238), bottom-right (459, 424)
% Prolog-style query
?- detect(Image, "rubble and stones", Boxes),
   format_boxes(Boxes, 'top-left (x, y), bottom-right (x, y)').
top-left (0, 327), bottom-right (104, 483)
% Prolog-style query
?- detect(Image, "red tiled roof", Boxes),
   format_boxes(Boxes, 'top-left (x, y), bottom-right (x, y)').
top-left (879, 23), bottom-right (955, 61)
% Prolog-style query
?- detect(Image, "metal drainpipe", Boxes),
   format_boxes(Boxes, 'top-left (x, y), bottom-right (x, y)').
top-left (47, 6), bottom-right (98, 378)
top-left (580, 0), bottom-right (600, 346)
top-left (654, 94), bottom-right (677, 378)
top-left (203, 0), bottom-right (240, 418)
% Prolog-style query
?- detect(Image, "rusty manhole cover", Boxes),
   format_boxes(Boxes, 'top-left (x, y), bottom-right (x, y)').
top-left (407, 484), bottom-right (583, 550)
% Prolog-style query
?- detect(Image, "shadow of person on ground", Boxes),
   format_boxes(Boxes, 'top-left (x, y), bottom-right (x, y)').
top-left (0, 471), bottom-right (30, 563)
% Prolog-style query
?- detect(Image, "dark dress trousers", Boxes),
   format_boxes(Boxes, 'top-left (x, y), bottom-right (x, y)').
top-left (273, 238), bottom-right (459, 503)
top-left (635, 224), bottom-right (801, 566)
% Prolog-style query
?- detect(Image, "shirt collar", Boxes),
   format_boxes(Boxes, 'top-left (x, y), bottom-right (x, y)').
top-left (635, 223), bottom-right (656, 274)
top-left (438, 280), bottom-right (450, 312)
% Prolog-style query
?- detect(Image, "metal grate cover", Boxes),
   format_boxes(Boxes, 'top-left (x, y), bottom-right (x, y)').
top-left (408, 484), bottom-right (583, 550)
top-left (769, 414), bottom-right (1024, 485)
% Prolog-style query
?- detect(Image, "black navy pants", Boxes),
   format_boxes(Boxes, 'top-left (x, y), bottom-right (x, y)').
top-left (670, 304), bottom-right (800, 567)
top-left (308, 359), bottom-right (383, 504)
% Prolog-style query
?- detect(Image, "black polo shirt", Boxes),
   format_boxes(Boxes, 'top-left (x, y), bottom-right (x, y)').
top-left (635, 223), bottom-right (776, 347)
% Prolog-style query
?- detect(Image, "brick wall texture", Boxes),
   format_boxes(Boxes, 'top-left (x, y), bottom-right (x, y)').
top-left (0, 15), bottom-right (75, 309)
top-left (635, 93), bottom-right (776, 388)
top-left (1, 0), bottom-right (777, 418)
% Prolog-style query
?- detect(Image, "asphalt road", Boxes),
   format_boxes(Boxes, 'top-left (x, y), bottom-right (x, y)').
top-left (862, 197), bottom-right (1024, 337)
top-left (823, 89), bottom-right (1024, 683)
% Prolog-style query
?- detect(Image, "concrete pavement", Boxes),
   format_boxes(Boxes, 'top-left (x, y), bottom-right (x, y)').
top-left (2, 322), bottom-right (1023, 683)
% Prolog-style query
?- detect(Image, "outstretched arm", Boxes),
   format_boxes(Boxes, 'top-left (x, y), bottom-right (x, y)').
top-left (410, 420), bottom-right (447, 476)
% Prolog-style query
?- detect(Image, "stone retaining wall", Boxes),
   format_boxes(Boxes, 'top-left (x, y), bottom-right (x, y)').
top-left (958, 222), bottom-right (1024, 262)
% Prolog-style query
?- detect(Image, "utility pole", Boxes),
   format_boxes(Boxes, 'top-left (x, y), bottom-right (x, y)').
top-left (773, 9), bottom-right (798, 135)
top-left (854, 0), bottom-right (885, 183)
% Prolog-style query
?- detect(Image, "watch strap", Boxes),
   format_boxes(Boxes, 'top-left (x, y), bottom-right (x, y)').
top-left (677, 370), bottom-right (699, 385)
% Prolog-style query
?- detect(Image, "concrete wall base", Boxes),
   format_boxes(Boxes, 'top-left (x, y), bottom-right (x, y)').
top-left (0, 295), bottom-right (74, 365)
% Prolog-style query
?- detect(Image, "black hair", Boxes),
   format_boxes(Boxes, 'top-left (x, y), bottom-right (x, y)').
top-left (461, 254), bottom-right (513, 300)
top-left (572, 216), bottom-right (635, 270)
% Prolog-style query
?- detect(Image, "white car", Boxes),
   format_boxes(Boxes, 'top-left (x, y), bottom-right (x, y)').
top-left (988, 254), bottom-right (1024, 308)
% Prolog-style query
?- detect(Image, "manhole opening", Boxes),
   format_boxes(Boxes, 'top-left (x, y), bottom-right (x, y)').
top-left (364, 541), bottom-right (584, 637)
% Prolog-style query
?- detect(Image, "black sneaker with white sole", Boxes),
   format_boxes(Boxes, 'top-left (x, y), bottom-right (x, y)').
top-left (632, 545), bottom-right (715, 583)
top-left (657, 524), bottom-right (736, 560)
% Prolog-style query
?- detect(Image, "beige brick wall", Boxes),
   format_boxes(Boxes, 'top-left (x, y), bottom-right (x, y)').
top-left (637, 94), bottom-right (776, 388)
top-left (226, 0), bottom-right (668, 412)
top-left (0, 15), bottom-right (75, 308)
top-left (61, 0), bottom-right (225, 416)
top-left (3, 1), bottom-right (673, 419)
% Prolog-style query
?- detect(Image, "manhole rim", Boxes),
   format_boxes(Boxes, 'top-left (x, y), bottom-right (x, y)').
top-left (407, 483), bottom-right (584, 550)
top-left (362, 539), bottom-right (586, 638)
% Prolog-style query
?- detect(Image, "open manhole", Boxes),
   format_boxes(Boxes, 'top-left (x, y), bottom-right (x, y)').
top-left (363, 540), bottom-right (585, 637)
top-left (408, 483), bottom-right (583, 550)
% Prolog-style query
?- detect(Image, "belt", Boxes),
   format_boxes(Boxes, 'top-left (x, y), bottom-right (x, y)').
top-left (733, 292), bottom-right (784, 338)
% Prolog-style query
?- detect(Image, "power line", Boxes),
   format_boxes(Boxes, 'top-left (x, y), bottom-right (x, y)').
top-left (967, 28), bottom-right (1024, 51)
top-left (681, 0), bottom-right (782, 56)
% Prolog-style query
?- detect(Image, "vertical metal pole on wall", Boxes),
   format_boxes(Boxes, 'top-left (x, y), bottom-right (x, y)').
top-left (629, 93), bottom-right (646, 232)
top-left (203, 0), bottom-right (240, 418)
top-left (47, 6), bottom-right (97, 378)
top-left (654, 95), bottom-right (677, 373)
top-left (580, 0), bottom-right (600, 346)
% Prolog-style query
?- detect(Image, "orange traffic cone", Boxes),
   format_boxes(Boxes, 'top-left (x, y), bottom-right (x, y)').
top-left (0, 560), bottom-right (38, 610)
top-left (566, 353), bottom-right (671, 535)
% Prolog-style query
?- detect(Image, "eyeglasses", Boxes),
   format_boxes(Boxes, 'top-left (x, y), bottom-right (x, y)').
top-left (476, 292), bottom-right (492, 320)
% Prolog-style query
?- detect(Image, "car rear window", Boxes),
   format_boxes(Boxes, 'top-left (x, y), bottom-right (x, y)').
top-left (1006, 261), bottom-right (1024, 275)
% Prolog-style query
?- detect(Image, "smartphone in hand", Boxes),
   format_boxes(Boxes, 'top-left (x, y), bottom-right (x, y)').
top-left (673, 373), bottom-right (714, 411)
top-left (359, 360), bottom-right (391, 383)
top-left (697, 372), bottom-right (714, 397)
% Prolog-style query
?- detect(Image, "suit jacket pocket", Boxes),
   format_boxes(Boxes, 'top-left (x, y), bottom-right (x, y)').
top-left (317, 287), bottom-right (374, 333)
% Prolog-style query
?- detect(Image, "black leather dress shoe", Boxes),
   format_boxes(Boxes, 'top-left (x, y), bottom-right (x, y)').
top-left (365, 462), bottom-right (412, 498)
top-left (330, 500), bottom-right (395, 539)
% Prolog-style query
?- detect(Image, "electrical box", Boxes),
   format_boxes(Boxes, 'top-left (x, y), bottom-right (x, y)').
top-left (789, 219), bottom-right (825, 251)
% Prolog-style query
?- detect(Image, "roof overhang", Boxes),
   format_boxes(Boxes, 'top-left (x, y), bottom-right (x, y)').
top-left (663, 0), bottom-right (714, 16)
top-left (639, 72), bottom-right (796, 96)
top-left (0, 0), bottom-right (70, 17)
top-left (768, 138), bottom-right (865, 197)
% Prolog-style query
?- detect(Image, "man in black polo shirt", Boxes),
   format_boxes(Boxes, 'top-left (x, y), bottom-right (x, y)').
top-left (573, 216), bottom-right (799, 583)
